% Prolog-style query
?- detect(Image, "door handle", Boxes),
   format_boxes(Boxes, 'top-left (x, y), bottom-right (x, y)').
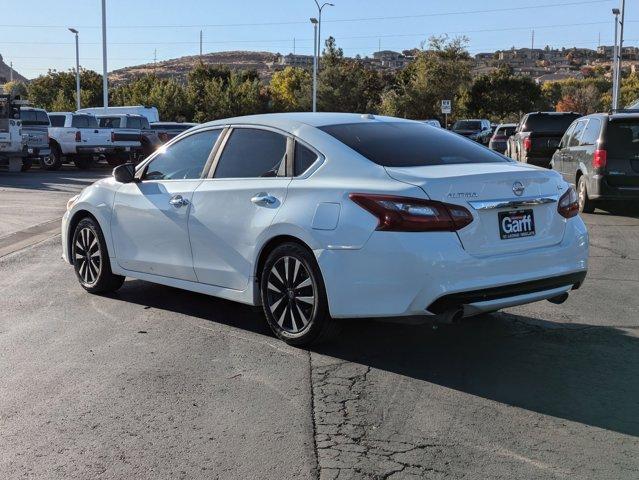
top-left (251, 193), bottom-right (277, 206)
top-left (169, 194), bottom-right (189, 208)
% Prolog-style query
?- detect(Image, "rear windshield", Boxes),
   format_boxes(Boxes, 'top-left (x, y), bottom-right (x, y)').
top-left (20, 110), bottom-right (50, 126)
top-left (71, 115), bottom-right (99, 128)
top-left (523, 114), bottom-right (581, 133)
top-left (98, 117), bottom-right (121, 128)
top-left (452, 120), bottom-right (481, 131)
top-left (49, 115), bottom-right (65, 127)
top-left (607, 120), bottom-right (639, 157)
top-left (497, 126), bottom-right (516, 137)
top-left (319, 122), bottom-right (508, 168)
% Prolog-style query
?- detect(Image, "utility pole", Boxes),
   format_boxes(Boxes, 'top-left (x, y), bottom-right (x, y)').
top-left (531, 30), bottom-right (535, 50)
top-left (311, 18), bottom-right (318, 112)
top-left (101, 0), bottom-right (108, 109)
top-left (293, 37), bottom-right (296, 55)
top-left (612, 7), bottom-right (621, 110)
top-left (199, 30), bottom-right (203, 57)
top-left (614, 0), bottom-right (626, 110)
top-left (69, 28), bottom-right (80, 110)
top-left (9, 62), bottom-right (13, 82)
top-left (314, 1), bottom-right (333, 74)
top-left (378, 38), bottom-right (381, 54)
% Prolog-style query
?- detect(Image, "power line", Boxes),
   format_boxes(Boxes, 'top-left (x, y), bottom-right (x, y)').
top-left (0, 0), bottom-right (613, 29)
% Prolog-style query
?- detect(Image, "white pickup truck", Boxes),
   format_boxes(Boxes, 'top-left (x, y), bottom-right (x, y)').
top-left (46, 112), bottom-right (140, 170)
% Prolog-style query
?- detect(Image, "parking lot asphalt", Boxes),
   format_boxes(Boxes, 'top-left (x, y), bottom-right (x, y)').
top-left (1, 169), bottom-right (638, 479)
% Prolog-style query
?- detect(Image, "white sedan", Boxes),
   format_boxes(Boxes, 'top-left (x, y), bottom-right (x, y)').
top-left (62, 113), bottom-right (589, 345)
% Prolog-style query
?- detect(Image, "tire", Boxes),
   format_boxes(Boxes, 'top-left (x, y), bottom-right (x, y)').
top-left (42, 145), bottom-right (62, 170)
top-left (73, 156), bottom-right (94, 170)
top-left (72, 217), bottom-right (125, 294)
top-left (21, 158), bottom-right (33, 171)
top-left (260, 242), bottom-right (338, 346)
top-left (577, 176), bottom-right (595, 214)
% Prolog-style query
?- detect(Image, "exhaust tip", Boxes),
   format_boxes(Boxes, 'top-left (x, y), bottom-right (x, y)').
top-left (547, 292), bottom-right (569, 305)
top-left (438, 307), bottom-right (465, 324)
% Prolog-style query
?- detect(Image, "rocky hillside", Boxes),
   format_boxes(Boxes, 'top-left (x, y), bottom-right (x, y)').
top-left (109, 51), bottom-right (280, 85)
top-left (0, 54), bottom-right (27, 84)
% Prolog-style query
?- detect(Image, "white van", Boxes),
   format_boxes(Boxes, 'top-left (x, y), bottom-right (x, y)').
top-left (77, 106), bottom-right (159, 123)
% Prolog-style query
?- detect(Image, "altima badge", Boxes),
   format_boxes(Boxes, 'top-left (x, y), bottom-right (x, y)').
top-left (512, 181), bottom-right (525, 196)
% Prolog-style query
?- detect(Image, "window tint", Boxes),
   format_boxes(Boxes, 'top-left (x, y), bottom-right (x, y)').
top-left (49, 115), bottom-right (65, 127)
top-left (214, 128), bottom-right (287, 178)
top-left (127, 117), bottom-right (142, 129)
top-left (20, 110), bottom-right (50, 125)
top-left (98, 117), bottom-right (121, 128)
top-left (607, 119), bottom-right (639, 158)
top-left (559, 122), bottom-right (576, 149)
top-left (294, 142), bottom-right (318, 175)
top-left (320, 122), bottom-right (507, 168)
top-left (452, 120), bottom-right (481, 131)
top-left (72, 115), bottom-right (98, 128)
top-left (144, 129), bottom-right (221, 180)
top-left (580, 118), bottom-right (601, 146)
top-left (568, 120), bottom-right (586, 147)
top-left (523, 113), bottom-right (581, 133)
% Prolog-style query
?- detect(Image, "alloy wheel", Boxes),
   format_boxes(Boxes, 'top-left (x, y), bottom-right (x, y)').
top-left (266, 256), bottom-right (315, 334)
top-left (578, 180), bottom-right (586, 209)
top-left (74, 227), bottom-right (101, 285)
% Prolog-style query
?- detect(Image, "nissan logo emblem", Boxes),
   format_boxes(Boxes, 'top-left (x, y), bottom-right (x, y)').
top-left (512, 181), bottom-right (525, 196)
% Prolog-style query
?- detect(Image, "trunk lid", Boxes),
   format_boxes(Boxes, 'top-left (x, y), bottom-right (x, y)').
top-left (385, 163), bottom-right (567, 256)
top-left (604, 119), bottom-right (639, 188)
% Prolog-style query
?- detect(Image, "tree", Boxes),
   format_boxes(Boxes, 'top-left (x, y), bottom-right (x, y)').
top-left (556, 83), bottom-right (601, 114)
top-left (379, 35), bottom-right (472, 119)
top-left (269, 67), bottom-right (311, 112)
top-left (28, 69), bottom-right (103, 111)
top-left (462, 67), bottom-right (542, 121)
top-left (3, 81), bottom-right (28, 99)
top-left (111, 75), bottom-right (192, 121)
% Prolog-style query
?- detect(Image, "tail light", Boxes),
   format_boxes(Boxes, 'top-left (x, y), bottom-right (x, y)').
top-left (593, 149), bottom-right (607, 169)
top-left (523, 137), bottom-right (532, 151)
top-left (349, 193), bottom-right (473, 232)
top-left (558, 186), bottom-right (579, 218)
top-left (111, 131), bottom-right (115, 143)
top-left (75, 131), bottom-right (81, 142)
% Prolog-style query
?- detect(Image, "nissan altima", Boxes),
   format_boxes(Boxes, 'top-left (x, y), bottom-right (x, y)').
top-left (62, 113), bottom-right (589, 345)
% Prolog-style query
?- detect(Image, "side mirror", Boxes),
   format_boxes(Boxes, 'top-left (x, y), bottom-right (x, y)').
top-left (113, 163), bottom-right (136, 183)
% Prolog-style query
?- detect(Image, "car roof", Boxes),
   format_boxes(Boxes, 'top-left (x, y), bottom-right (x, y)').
top-left (20, 107), bottom-right (47, 112)
top-left (196, 112), bottom-right (412, 131)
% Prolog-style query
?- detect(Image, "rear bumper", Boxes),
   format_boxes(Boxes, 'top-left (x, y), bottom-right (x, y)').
top-left (588, 174), bottom-right (639, 200)
top-left (317, 217), bottom-right (589, 318)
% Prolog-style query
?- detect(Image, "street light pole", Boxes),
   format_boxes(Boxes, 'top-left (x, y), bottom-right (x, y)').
top-left (311, 18), bottom-right (318, 112)
top-left (101, 0), bottom-right (108, 110)
top-left (614, 0), bottom-right (626, 110)
top-left (612, 8), bottom-right (620, 110)
top-left (69, 28), bottom-right (80, 111)
top-left (314, 1), bottom-right (334, 73)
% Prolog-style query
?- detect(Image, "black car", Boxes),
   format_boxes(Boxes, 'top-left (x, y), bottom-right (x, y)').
top-left (507, 112), bottom-right (581, 168)
top-left (451, 119), bottom-right (492, 145)
top-left (552, 113), bottom-right (639, 213)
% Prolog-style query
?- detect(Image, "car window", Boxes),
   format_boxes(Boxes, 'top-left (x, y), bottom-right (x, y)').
top-left (49, 115), bottom-right (65, 127)
top-left (294, 142), bottom-right (318, 176)
top-left (523, 113), bottom-right (581, 133)
top-left (580, 118), bottom-right (601, 146)
top-left (99, 117), bottom-right (121, 128)
top-left (452, 120), bottom-right (481, 130)
top-left (568, 120), bottom-right (587, 147)
top-left (607, 119), bottom-right (639, 158)
top-left (320, 122), bottom-right (507, 167)
top-left (72, 115), bottom-right (98, 128)
top-left (559, 122), bottom-right (576, 149)
top-left (128, 117), bottom-right (142, 129)
top-left (214, 128), bottom-right (288, 178)
top-left (144, 129), bottom-right (221, 181)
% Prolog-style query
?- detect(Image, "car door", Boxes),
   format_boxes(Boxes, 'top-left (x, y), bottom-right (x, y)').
top-left (576, 118), bottom-right (601, 183)
top-left (553, 121), bottom-right (576, 177)
top-left (563, 119), bottom-right (587, 183)
top-left (189, 126), bottom-right (292, 290)
top-left (111, 128), bottom-right (223, 280)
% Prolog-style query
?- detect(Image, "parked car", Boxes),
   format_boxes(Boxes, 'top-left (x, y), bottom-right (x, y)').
top-left (62, 113), bottom-right (588, 346)
top-left (150, 122), bottom-right (198, 143)
top-left (0, 94), bottom-right (29, 172)
top-left (421, 119), bottom-right (441, 128)
top-left (78, 105), bottom-right (159, 123)
top-left (47, 112), bottom-right (114, 170)
top-left (451, 119), bottom-right (492, 144)
top-left (507, 112), bottom-right (581, 168)
top-left (19, 106), bottom-right (51, 171)
top-left (97, 114), bottom-right (160, 164)
top-left (552, 112), bottom-right (639, 213)
top-left (488, 123), bottom-right (517, 154)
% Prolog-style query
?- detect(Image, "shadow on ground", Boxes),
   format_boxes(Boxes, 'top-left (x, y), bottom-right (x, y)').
top-left (0, 166), bottom-right (110, 191)
top-left (109, 279), bottom-right (639, 438)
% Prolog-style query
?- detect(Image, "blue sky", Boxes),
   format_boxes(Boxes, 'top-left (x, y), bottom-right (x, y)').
top-left (2, 0), bottom-right (635, 79)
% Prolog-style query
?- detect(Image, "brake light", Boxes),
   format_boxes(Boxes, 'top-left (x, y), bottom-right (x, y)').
top-left (593, 149), bottom-right (607, 169)
top-left (349, 193), bottom-right (473, 232)
top-left (523, 137), bottom-right (532, 151)
top-left (558, 186), bottom-right (579, 218)
top-left (75, 130), bottom-right (81, 142)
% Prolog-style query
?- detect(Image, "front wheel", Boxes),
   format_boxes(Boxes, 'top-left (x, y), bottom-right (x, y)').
top-left (260, 243), bottom-right (338, 346)
top-left (577, 176), bottom-right (595, 213)
top-left (72, 217), bottom-right (125, 293)
top-left (42, 145), bottom-right (62, 170)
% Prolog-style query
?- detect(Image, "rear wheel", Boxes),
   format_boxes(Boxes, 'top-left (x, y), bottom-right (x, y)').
top-left (42, 145), bottom-right (62, 170)
top-left (577, 176), bottom-right (595, 213)
top-left (72, 217), bottom-right (125, 293)
top-left (260, 243), bottom-right (338, 346)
